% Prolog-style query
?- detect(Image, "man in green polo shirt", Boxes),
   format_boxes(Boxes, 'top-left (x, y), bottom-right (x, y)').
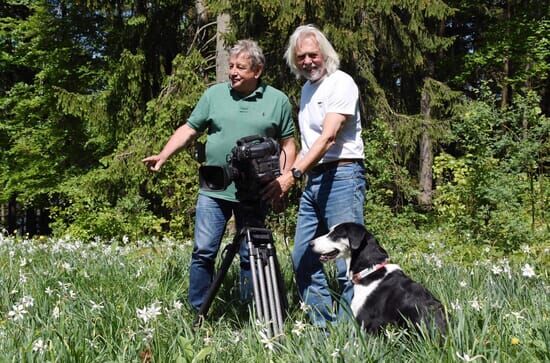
top-left (142, 39), bottom-right (296, 311)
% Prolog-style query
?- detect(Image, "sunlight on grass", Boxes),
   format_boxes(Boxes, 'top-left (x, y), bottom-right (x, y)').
top-left (0, 230), bottom-right (548, 362)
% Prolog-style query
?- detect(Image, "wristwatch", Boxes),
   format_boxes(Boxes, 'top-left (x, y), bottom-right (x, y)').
top-left (291, 167), bottom-right (303, 181)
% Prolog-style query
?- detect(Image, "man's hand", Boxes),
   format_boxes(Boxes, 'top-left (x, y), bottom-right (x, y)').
top-left (142, 155), bottom-right (167, 172)
top-left (261, 171), bottom-right (295, 204)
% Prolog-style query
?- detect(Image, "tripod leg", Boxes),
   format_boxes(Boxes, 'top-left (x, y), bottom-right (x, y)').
top-left (248, 241), bottom-right (263, 321)
top-left (264, 253), bottom-right (282, 336)
top-left (267, 246), bottom-right (284, 335)
top-left (193, 235), bottom-right (240, 326)
top-left (255, 252), bottom-right (273, 338)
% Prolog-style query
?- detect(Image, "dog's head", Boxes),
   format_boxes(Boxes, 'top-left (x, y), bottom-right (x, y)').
top-left (310, 222), bottom-right (388, 271)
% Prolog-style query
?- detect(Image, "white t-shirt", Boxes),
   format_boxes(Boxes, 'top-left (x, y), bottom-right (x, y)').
top-left (298, 70), bottom-right (364, 163)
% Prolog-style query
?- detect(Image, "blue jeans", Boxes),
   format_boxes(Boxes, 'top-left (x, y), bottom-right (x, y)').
top-left (188, 194), bottom-right (266, 310)
top-left (292, 161), bottom-right (366, 327)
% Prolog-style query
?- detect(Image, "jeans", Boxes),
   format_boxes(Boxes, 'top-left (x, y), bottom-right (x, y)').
top-left (188, 194), bottom-right (266, 310)
top-left (292, 161), bottom-right (366, 327)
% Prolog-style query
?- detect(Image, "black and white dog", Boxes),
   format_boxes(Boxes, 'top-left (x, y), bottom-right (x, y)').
top-left (311, 222), bottom-right (447, 334)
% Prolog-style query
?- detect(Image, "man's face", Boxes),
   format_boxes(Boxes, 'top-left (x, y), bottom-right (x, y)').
top-left (229, 52), bottom-right (262, 95)
top-left (295, 35), bottom-right (326, 82)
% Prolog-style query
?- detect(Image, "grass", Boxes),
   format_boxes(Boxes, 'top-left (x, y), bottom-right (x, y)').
top-left (0, 230), bottom-right (548, 362)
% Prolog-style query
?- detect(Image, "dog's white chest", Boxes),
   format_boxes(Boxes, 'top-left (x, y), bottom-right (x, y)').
top-left (351, 281), bottom-right (381, 316)
top-left (350, 264), bottom-right (401, 317)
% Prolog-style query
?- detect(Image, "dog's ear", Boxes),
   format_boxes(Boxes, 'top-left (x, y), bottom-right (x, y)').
top-left (347, 223), bottom-right (367, 250)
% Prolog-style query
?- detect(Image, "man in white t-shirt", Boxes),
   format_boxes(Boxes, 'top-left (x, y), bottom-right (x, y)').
top-left (263, 24), bottom-right (367, 327)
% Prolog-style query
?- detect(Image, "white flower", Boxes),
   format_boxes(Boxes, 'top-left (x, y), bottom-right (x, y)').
top-left (148, 302), bottom-right (162, 319)
top-left (299, 301), bottom-right (310, 312)
top-left (19, 258), bottom-right (27, 267)
top-left (45, 287), bottom-right (54, 296)
top-left (32, 338), bottom-right (47, 353)
top-left (521, 264), bottom-right (536, 278)
top-left (258, 330), bottom-right (275, 351)
top-left (456, 352), bottom-right (484, 362)
top-left (21, 295), bottom-right (34, 308)
top-left (520, 244), bottom-right (531, 254)
top-left (90, 300), bottom-right (104, 312)
top-left (203, 335), bottom-right (213, 345)
top-left (384, 326), bottom-right (401, 340)
top-left (19, 273), bottom-right (27, 284)
top-left (136, 307), bottom-right (149, 323)
top-left (8, 303), bottom-right (27, 321)
top-left (331, 348), bottom-right (340, 357)
top-left (434, 258), bottom-right (443, 268)
top-left (172, 300), bottom-right (183, 310)
top-left (232, 331), bottom-right (243, 343)
top-left (469, 299), bottom-right (482, 311)
top-left (142, 327), bottom-right (155, 343)
top-left (451, 299), bottom-right (462, 311)
top-left (459, 280), bottom-right (468, 288)
top-left (291, 320), bottom-right (306, 336)
top-left (505, 311), bottom-right (525, 320)
top-left (86, 338), bottom-right (99, 349)
top-left (52, 306), bottom-right (60, 319)
top-left (136, 302), bottom-right (162, 324)
top-left (61, 262), bottom-right (74, 272)
top-left (491, 265), bottom-right (503, 275)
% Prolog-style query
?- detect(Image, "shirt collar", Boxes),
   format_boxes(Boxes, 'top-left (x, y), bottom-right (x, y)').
top-left (228, 82), bottom-right (265, 99)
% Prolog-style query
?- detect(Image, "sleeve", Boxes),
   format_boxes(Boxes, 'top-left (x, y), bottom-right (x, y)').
top-left (278, 96), bottom-right (295, 139)
top-left (186, 89), bottom-right (211, 132)
top-left (326, 73), bottom-right (359, 116)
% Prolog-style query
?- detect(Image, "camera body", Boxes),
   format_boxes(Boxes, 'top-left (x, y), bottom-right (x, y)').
top-left (199, 135), bottom-right (281, 201)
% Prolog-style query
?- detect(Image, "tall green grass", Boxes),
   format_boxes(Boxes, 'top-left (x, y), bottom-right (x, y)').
top-left (0, 231), bottom-right (548, 362)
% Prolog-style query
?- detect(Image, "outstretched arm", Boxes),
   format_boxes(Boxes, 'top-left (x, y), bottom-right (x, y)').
top-left (142, 123), bottom-right (198, 171)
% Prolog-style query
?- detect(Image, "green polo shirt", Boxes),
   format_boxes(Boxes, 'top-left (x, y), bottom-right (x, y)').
top-left (186, 82), bottom-right (295, 202)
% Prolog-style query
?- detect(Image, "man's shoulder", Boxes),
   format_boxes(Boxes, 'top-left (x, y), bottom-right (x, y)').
top-left (261, 84), bottom-right (290, 101)
top-left (329, 70), bottom-right (354, 82)
top-left (206, 82), bottom-right (230, 94)
top-left (326, 70), bottom-right (358, 90)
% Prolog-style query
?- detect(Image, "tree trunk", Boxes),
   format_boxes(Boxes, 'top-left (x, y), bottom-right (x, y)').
top-left (418, 83), bottom-right (433, 210)
top-left (195, 0), bottom-right (208, 24)
top-left (501, 0), bottom-right (512, 108)
top-left (8, 196), bottom-right (17, 234)
top-left (215, 13), bottom-right (230, 83)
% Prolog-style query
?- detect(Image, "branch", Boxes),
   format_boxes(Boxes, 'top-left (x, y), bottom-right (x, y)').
top-left (187, 21), bottom-right (216, 56)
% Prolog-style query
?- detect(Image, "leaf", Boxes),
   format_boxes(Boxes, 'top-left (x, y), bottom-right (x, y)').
top-left (192, 347), bottom-right (213, 363)
top-left (176, 336), bottom-right (194, 362)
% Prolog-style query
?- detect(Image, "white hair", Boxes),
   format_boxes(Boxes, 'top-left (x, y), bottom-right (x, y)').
top-left (284, 24), bottom-right (340, 79)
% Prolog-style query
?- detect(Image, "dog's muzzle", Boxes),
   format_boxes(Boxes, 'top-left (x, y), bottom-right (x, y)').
top-left (318, 249), bottom-right (339, 262)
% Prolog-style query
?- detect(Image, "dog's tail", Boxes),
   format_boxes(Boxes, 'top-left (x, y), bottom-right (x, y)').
top-left (416, 303), bottom-right (447, 338)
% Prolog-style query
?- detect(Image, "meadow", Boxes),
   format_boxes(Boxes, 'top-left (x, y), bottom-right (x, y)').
top-left (1, 230), bottom-right (548, 362)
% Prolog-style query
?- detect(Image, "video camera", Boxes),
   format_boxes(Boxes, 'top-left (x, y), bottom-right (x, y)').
top-left (199, 135), bottom-right (281, 201)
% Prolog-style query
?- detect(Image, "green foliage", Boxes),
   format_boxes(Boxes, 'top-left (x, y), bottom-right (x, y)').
top-left (1, 0), bottom-right (548, 246)
top-left (51, 51), bottom-right (207, 240)
top-left (452, 1), bottom-right (549, 100)
top-left (0, 1), bottom-right (102, 207)
top-left (433, 90), bottom-right (549, 250)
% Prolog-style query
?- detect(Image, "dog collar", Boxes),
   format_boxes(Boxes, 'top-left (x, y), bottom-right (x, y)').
top-left (351, 260), bottom-right (389, 284)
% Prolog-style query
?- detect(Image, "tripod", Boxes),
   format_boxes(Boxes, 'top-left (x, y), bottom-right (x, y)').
top-left (193, 201), bottom-right (287, 338)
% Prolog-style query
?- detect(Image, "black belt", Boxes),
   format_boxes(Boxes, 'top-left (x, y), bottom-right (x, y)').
top-left (310, 159), bottom-right (363, 174)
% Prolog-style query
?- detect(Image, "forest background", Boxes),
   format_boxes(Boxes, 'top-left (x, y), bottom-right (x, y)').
top-left (0, 0), bottom-right (548, 254)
